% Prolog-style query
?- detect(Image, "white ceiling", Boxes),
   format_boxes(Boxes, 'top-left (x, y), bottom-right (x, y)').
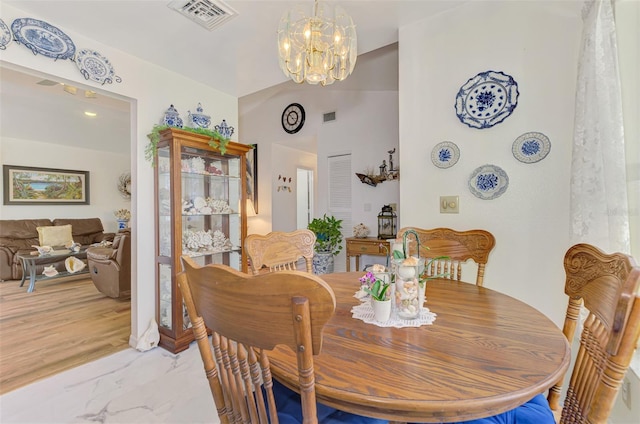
top-left (0, 0), bottom-right (582, 152)
top-left (0, 66), bottom-right (132, 153)
top-left (2, 0), bottom-right (474, 98)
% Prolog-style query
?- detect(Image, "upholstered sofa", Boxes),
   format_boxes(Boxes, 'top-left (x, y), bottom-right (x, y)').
top-left (0, 218), bottom-right (115, 281)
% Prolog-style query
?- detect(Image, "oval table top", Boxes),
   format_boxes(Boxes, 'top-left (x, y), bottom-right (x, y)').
top-left (268, 272), bottom-right (571, 422)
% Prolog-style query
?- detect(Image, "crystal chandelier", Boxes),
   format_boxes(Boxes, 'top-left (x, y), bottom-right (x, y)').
top-left (277, 0), bottom-right (357, 86)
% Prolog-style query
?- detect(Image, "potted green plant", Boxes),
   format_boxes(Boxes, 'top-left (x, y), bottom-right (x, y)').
top-left (307, 214), bottom-right (343, 274)
top-left (360, 271), bottom-right (390, 301)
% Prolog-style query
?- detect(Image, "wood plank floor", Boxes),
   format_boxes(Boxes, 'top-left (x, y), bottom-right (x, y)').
top-left (0, 275), bottom-right (131, 395)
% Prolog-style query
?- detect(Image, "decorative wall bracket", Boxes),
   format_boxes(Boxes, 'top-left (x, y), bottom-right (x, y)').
top-left (356, 148), bottom-right (399, 187)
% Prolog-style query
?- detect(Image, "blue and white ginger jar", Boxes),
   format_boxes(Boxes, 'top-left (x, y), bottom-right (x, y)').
top-left (162, 104), bottom-right (183, 128)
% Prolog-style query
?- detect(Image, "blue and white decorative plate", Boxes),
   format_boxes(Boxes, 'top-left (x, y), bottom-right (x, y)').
top-left (11, 18), bottom-right (75, 60)
top-left (431, 141), bottom-right (460, 169)
top-left (512, 132), bottom-right (551, 163)
top-left (469, 164), bottom-right (509, 200)
top-left (0, 19), bottom-right (11, 50)
top-left (75, 49), bottom-right (121, 85)
top-left (455, 70), bottom-right (519, 129)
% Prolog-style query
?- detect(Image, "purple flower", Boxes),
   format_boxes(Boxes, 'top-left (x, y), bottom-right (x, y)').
top-left (359, 271), bottom-right (376, 286)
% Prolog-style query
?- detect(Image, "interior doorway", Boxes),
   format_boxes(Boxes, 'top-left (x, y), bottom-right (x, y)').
top-left (0, 65), bottom-right (134, 389)
top-left (296, 168), bottom-right (314, 229)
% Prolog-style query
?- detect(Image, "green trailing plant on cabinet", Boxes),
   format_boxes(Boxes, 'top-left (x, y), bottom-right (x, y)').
top-left (145, 125), bottom-right (230, 165)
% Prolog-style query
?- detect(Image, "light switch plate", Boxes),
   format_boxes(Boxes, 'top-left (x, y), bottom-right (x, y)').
top-left (440, 196), bottom-right (459, 213)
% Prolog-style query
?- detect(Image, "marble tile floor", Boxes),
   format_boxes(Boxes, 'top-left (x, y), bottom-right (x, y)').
top-left (3, 344), bottom-right (637, 424)
top-left (0, 346), bottom-right (220, 424)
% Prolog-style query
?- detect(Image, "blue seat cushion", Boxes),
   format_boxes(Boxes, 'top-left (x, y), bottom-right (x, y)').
top-left (451, 394), bottom-right (555, 424)
top-left (272, 379), bottom-right (388, 424)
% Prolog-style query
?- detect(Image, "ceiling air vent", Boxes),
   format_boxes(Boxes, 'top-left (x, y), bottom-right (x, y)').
top-left (168, 0), bottom-right (238, 31)
top-left (323, 112), bottom-right (336, 123)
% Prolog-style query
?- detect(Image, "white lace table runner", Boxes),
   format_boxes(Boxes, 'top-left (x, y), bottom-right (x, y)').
top-left (351, 297), bottom-right (437, 328)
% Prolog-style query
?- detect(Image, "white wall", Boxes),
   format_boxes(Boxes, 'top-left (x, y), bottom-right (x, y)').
top-left (1, 2), bottom-right (239, 347)
top-left (612, 1), bottom-right (640, 421)
top-left (240, 83), bottom-right (402, 245)
top-left (399, 1), bottom-right (581, 326)
top-left (240, 87), bottom-right (400, 273)
top-left (0, 137), bottom-right (129, 233)
top-left (316, 91), bottom-right (400, 271)
top-left (617, 0), bottom-right (640, 261)
top-left (270, 144), bottom-right (316, 232)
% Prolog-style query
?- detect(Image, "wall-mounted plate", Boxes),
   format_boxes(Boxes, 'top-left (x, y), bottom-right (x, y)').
top-left (0, 19), bottom-right (11, 50)
top-left (468, 164), bottom-right (509, 200)
top-left (431, 141), bottom-right (460, 169)
top-left (11, 18), bottom-right (76, 60)
top-left (512, 132), bottom-right (551, 163)
top-left (455, 70), bottom-right (519, 129)
top-left (76, 49), bottom-right (121, 85)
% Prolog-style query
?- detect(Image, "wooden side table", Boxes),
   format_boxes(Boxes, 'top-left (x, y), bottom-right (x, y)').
top-left (345, 237), bottom-right (391, 271)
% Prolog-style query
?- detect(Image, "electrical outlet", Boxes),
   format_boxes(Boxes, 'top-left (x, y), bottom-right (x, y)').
top-left (621, 376), bottom-right (631, 409)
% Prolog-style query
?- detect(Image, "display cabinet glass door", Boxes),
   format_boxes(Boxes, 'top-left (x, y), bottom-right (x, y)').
top-left (180, 147), bottom-right (242, 271)
top-left (157, 146), bottom-right (172, 330)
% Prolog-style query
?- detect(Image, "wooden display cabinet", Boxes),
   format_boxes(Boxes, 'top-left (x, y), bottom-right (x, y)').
top-left (154, 128), bottom-right (251, 353)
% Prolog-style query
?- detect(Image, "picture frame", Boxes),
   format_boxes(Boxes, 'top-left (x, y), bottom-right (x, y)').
top-left (3, 165), bottom-right (90, 205)
top-left (246, 145), bottom-right (258, 214)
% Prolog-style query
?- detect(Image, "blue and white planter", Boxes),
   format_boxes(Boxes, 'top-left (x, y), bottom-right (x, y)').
top-left (312, 251), bottom-right (334, 275)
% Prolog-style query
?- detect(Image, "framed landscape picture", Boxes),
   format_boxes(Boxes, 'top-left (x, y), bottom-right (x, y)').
top-left (246, 145), bottom-right (258, 214)
top-left (3, 165), bottom-right (90, 205)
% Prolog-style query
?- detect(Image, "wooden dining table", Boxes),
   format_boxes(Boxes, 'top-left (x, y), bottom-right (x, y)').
top-left (268, 272), bottom-right (571, 422)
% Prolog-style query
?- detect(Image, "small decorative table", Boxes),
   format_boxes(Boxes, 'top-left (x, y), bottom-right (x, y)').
top-left (345, 237), bottom-right (391, 271)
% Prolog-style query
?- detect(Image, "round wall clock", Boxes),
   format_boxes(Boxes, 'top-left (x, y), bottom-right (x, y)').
top-left (281, 103), bottom-right (305, 134)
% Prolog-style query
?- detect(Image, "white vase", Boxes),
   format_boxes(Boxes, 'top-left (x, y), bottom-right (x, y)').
top-left (371, 298), bottom-right (391, 322)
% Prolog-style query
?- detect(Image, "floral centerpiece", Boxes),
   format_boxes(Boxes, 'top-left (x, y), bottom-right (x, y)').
top-left (359, 265), bottom-right (391, 301)
top-left (357, 244), bottom-right (391, 302)
top-left (114, 208), bottom-right (131, 220)
top-left (359, 263), bottom-right (392, 322)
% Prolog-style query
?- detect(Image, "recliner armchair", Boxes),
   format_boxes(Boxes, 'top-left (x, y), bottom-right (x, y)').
top-left (86, 229), bottom-right (131, 299)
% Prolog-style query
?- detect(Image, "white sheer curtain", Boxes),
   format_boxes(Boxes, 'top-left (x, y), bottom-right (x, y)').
top-left (570, 0), bottom-right (630, 254)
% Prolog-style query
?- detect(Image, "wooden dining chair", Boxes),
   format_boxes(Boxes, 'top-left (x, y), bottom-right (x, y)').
top-left (547, 243), bottom-right (640, 424)
top-left (246, 229), bottom-right (316, 275)
top-left (397, 227), bottom-right (495, 286)
top-left (178, 256), bottom-right (385, 424)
